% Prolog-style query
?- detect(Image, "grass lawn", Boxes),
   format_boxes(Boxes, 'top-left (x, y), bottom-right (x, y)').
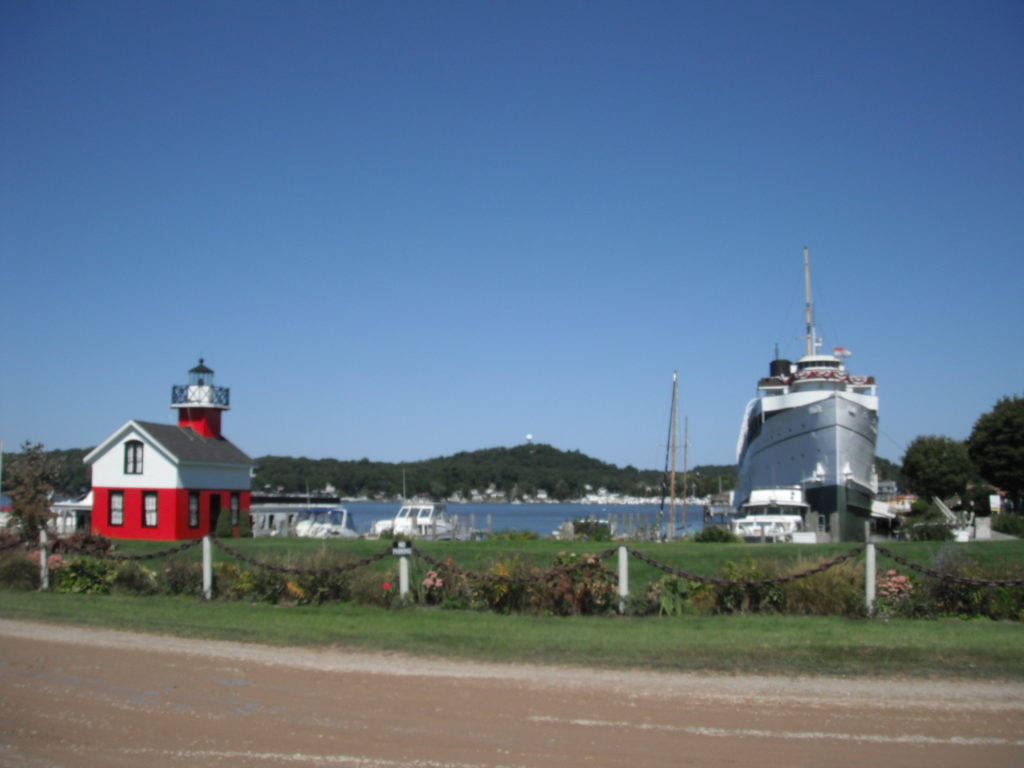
top-left (2, 589), bottom-right (1022, 681)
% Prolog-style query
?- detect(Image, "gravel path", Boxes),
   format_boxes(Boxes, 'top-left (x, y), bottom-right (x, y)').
top-left (2, 619), bottom-right (1023, 767)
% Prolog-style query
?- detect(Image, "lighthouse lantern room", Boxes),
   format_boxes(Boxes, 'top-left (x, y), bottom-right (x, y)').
top-left (171, 358), bottom-right (230, 438)
top-left (84, 360), bottom-right (253, 541)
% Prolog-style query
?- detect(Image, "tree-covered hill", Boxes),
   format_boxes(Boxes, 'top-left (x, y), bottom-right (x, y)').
top-left (4, 443), bottom-right (901, 504)
top-left (248, 444), bottom-right (741, 501)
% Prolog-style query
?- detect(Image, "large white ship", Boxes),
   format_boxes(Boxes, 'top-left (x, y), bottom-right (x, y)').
top-left (734, 249), bottom-right (879, 541)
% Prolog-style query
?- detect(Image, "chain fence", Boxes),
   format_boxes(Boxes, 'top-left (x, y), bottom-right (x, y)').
top-left (5, 530), bottom-right (1024, 608)
top-left (874, 544), bottom-right (1024, 587)
top-left (623, 544), bottom-right (867, 588)
top-left (211, 536), bottom-right (392, 576)
top-left (414, 545), bottom-right (620, 584)
top-left (77, 538), bottom-right (202, 562)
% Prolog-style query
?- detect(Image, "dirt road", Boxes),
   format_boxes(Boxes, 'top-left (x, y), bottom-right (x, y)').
top-left (1, 619), bottom-right (1022, 767)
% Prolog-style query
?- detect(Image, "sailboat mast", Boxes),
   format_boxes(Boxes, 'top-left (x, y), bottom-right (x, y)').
top-left (803, 246), bottom-right (814, 356)
top-left (681, 416), bottom-right (688, 522)
top-left (669, 370), bottom-right (678, 537)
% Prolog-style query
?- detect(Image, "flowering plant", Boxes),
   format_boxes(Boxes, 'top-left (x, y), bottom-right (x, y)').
top-left (875, 569), bottom-right (914, 618)
top-left (421, 570), bottom-right (444, 604)
top-left (29, 551), bottom-right (65, 571)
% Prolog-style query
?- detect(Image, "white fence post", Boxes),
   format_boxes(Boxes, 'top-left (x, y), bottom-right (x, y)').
top-left (865, 543), bottom-right (876, 614)
top-left (39, 529), bottom-right (49, 590)
top-left (618, 546), bottom-right (629, 615)
top-left (399, 555), bottom-right (409, 599)
top-left (202, 536), bottom-right (213, 600)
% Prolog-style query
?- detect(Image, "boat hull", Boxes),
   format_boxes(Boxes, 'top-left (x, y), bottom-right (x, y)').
top-left (736, 392), bottom-right (878, 541)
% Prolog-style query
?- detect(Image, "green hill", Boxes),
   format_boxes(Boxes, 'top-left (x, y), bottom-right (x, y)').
top-left (251, 444), bottom-right (737, 502)
top-left (6, 443), bottom-right (909, 504)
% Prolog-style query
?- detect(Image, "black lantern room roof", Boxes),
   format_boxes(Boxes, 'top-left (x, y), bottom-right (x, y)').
top-left (190, 358), bottom-right (214, 375)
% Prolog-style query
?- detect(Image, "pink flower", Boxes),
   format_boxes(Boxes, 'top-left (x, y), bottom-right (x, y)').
top-left (382, 581), bottom-right (391, 591)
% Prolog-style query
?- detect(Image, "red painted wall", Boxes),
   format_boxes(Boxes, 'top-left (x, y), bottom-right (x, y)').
top-left (91, 487), bottom-right (251, 541)
top-left (176, 408), bottom-right (222, 438)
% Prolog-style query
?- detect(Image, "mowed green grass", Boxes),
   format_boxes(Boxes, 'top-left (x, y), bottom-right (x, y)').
top-left (1, 591), bottom-right (1022, 679)
top-left (2, 537), bottom-right (1023, 680)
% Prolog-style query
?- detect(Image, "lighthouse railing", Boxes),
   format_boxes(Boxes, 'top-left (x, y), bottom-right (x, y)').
top-left (171, 384), bottom-right (230, 407)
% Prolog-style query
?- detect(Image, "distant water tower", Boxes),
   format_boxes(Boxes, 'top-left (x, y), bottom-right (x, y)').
top-left (525, 433), bottom-right (534, 444)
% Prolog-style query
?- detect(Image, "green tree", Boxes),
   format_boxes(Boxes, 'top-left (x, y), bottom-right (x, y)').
top-left (4, 442), bottom-right (56, 538)
top-left (901, 435), bottom-right (974, 501)
top-left (967, 395), bottom-right (1024, 510)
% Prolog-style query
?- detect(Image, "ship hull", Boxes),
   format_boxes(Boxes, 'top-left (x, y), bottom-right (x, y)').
top-left (736, 392), bottom-right (878, 541)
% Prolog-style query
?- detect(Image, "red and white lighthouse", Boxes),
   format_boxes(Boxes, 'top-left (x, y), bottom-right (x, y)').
top-left (171, 358), bottom-right (229, 438)
top-left (84, 360), bottom-right (253, 540)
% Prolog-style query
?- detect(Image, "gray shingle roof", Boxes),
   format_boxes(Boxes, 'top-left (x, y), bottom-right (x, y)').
top-left (135, 421), bottom-right (252, 465)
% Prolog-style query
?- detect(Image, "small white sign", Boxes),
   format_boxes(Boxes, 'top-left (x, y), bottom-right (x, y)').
top-left (392, 540), bottom-right (412, 556)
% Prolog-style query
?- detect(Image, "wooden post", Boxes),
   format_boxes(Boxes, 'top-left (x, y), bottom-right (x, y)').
top-left (202, 535), bottom-right (212, 600)
top-left (618, 546), bottom-right (629, 615)
top-left (39, 529), bottom-right (49, 591)
top-left (865, 543), bottom-right (876, 614)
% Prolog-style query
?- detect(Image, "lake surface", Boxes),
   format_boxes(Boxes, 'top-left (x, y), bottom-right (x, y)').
top-left (343, 501), bottom-right (709, 537)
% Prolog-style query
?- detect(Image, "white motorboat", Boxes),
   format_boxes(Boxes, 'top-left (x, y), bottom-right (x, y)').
top-left (730, 487), bottom-right (808, 542)
top-left (370, 502), bottom-right (453, 539)
top-left (250, 504), bottom-right (358, 538)
top-left (293, 507), bottom-right (359, 539)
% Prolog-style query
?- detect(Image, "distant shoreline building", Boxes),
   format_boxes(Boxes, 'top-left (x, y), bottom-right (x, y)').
top-left (81, 360), bottom-right (253, 540)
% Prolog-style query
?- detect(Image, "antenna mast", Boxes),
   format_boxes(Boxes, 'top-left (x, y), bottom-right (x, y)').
top-left (803, 246), bottom-right (815, 356)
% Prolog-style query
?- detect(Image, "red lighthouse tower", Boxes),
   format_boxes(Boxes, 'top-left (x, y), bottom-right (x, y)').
top-left (171, 358), bottom-right (229, 438)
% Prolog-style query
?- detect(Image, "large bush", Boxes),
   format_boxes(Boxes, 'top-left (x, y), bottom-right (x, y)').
top-left (529, 551), bottom-right (616, 616)
top-left (157, 555), bottom-right (203, 596)
top-left (111, 561), bottom-right (158, 595)
top-left (783, 559), bottom-right (865, 617)
top-left (992, 513), bottom-right (1024, 537)
top-left (474, 554), bottom-right (536, 614)
top-left (570, 519), bottom-right (612, 542)
top-left (693, 525), bottom-right (740, 543)
top-left (0, 553), bottom-right (40, 590)
top-left (905, 523), bottom-right (955, 542)
top-left (714, 557), bottom-right (787, 614)
top-left (54, 557), bottom-right (116, 594)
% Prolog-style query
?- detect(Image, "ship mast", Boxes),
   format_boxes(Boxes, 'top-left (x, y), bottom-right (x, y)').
top-left (681, 416), bottom-right (689, 526)
top-left (669, 370), bottom-right (678, 537)
top-left (803, 246), bottom-right (815, 356)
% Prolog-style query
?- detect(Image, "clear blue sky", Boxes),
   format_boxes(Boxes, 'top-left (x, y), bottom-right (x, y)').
top-left (2, 1), bottom-right (1022, 472)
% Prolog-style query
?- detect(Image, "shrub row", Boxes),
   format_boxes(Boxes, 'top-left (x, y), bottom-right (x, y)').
top-left (1, 544), bottom-right (1021, 620)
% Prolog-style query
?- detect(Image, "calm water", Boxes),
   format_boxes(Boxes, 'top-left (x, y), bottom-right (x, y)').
top-left (343, 501), bottom-right (708, 537)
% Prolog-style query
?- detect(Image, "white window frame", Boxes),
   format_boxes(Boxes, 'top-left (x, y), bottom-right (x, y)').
top-left (143, 491), bottom-right (158, 528)
top-left (124, 440), bottom-right (144, 475)
top-left (109, 491), bottom-right (124, 526)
